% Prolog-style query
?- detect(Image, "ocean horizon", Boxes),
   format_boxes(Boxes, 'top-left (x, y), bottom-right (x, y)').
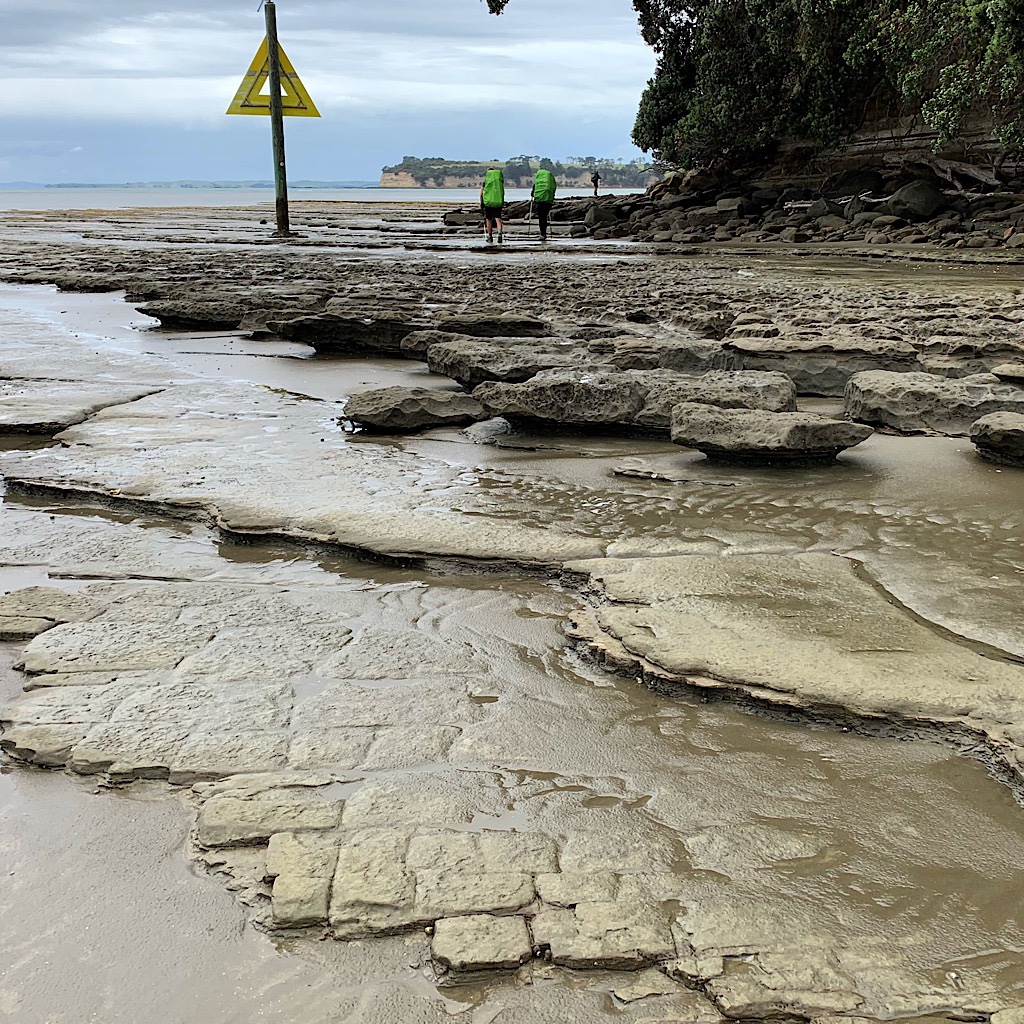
top-left (0, 186), bottom-right (641, 212)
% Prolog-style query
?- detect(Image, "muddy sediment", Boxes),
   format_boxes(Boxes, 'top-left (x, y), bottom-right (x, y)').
top-left (1, 202), bottom-right (1024, 1020)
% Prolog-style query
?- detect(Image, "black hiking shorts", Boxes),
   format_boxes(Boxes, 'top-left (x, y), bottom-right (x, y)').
top-left (482, 205), bottom-right (503, 220)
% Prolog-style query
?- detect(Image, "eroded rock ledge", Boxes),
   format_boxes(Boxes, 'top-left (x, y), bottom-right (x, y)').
top-left (2, 552), bottom-right (1021, 1016)
top-left (2, 271), bottom-right (1024, 1017)
top-left (567, 552), bottom-right (1024, 782)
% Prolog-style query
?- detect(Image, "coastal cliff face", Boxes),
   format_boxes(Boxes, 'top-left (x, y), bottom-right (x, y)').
top-left (379, 172), bottom-right (420, 188)
top-left (764, 113), bottom-right (1024, 184)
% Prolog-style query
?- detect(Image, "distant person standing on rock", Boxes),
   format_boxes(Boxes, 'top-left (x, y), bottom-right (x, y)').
top-left (532, 167), bottom-right (557, 241)
top-left (480, 167), bottom-right (505, 244)
top-left (591, 169), bottom-right (602, 196)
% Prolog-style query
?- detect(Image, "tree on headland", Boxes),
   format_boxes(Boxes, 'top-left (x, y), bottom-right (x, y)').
top-left (381, 155), bottom-right (659, 187)
top-left (481, 0), bottom-right (1024, 166)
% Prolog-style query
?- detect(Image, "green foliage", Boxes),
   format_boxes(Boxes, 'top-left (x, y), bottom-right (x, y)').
top-left (632, 0), bottom-right (1024, 163)
top-left (862, 0), bottom-right (1024, 150)
top-left (485, 0), bottom-right (1024, 163)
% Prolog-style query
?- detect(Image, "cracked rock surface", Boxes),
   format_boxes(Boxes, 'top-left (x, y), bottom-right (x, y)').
top-left (3, 205), bottom-right (1024, 1020)
top-left (0, 380), bottom-right (162, 433)
top-left (573, 552), bottom-right (1024, 740)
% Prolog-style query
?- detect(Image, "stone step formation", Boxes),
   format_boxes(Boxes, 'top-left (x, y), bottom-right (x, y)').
top-left (3, 201), bottom-right (1024, 1020)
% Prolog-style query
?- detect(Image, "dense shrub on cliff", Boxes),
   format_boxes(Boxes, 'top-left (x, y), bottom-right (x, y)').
top-left (865, 0), bottom-right (1024, 152)
top-left (484, 0), bottom-right (1024, 164)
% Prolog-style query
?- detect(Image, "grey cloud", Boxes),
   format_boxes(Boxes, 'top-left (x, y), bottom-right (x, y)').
top-left (1, 0), bottom-right (642, 50)
top-left (0, 0), bottom-right (653, 181)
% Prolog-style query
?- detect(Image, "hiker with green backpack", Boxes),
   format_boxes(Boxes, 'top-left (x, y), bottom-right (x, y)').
top-left (480, 167), bottom-right (505, 244)
top-left (532, 167), bottom-right (557, 241)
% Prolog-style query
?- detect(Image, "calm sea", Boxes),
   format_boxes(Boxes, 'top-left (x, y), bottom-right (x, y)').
top-left (0, 187), bottom-right (640, 212)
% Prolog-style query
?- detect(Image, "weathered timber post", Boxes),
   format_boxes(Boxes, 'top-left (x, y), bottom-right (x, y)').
top-left (264, 1), bottom-right (290, 236)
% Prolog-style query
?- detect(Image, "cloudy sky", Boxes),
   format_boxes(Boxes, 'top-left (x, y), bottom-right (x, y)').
top-left (0, 0), bottom-right (656, 184)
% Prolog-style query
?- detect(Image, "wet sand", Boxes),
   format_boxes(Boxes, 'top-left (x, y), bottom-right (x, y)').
top-left (4, 493), bottom-right (1024, 1019)
top-left (1, 203), bottom-right (1024, 1020)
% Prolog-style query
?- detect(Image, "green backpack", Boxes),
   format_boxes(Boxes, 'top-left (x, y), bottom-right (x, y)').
top-left (482, 168), bottom-right (505, 207)
top-left (533, 169), bottom-right (557, 203)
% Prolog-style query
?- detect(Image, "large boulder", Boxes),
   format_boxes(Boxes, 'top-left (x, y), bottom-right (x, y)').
top-left (427, 338), bottom-right (611, 387)
top-left (138, 290), bottom-right (327, 331)
top-left (434, 313), bottom-right (554, 338)
top-left (598, 336), bottom-right (731, 374)
top-left (670, 403), bottom-right (873, 463)
top-left (474, 369), bottom-right (798, 433)
top-left (274, 313), bottom-right (427, 355)
top-left (274, 310), bottom-right (552, 356)
top-left (969, 412), bottom-right (1024, 467)
top-left (476, 372), bottom-right (649, 428)
top-left (399, 330), bottom-right (472, 359)
top-left (427, 333), bottom-right (733, 389)
top-left (827, 168), bottom-right (885, 196)
top-left (916, 337), bottom-right (1024, 378)
top-left (845, 370), bottom-right (1024, 435)
top-left (584, 205), bottom-right (620, 230)
top-left (884, 180), bottom-right (948, 221)
top-left (136, 298), bottom-right (250, 330)
top-left (634, 370), bottom-right (798, 428)
top-left (343, 387), bottom-right (487, 432)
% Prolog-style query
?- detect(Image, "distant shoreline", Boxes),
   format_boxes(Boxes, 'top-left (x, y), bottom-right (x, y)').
top-left (0, 185), bottom-right (642, 213)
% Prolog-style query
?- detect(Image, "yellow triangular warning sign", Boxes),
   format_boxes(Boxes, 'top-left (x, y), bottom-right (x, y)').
top-left (226, 38), bottom-right (320, 118)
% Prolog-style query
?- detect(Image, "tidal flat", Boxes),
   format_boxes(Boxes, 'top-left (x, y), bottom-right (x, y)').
top-left (1, 201), bottom-right (1023, 1022)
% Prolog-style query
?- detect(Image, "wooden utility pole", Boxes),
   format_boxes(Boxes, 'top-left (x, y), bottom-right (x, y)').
top-left (264, 1), bottom-right (290, 236)
top-left (227, 2), bottom-right (320, 236)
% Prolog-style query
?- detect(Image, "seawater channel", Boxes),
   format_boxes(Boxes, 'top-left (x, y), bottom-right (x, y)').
top-left (1, 283), bottom-right (1023, 1021)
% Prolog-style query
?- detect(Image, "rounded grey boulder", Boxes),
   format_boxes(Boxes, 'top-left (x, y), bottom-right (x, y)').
top-left (845, 370), bottom-right (1024, 436)
top-left (969, 411), bottom-right (1024, 467)
top-left (343, 387), bottom-right (487, 432)
top-left (670, 402), bottom-right (873, 463)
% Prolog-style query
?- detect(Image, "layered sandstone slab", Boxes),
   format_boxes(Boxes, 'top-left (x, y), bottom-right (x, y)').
top-left (970, 411), bottom-right (1024, 467)
top-left (845, 370), bottom-right (1024, 435)
top-left (0, 381), bottom-right (601, 564)
top-left (276, 310), bottom-right (552, 356)
top-left (474, 369), bottom-right (797, 433)
top-left (0, 586), bottom-right (102, 641)
top-left (570, 552), bottom-right (1024, 738)
top-left (670, 403), bottom-right (872, 462)
top-left (343, 386), bottom-right (486, 432)
top-left (0, 380), bottom-right (161, 433)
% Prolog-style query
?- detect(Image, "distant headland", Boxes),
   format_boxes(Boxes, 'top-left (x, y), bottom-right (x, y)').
top-left (379, 156), bottom-right (662, 189)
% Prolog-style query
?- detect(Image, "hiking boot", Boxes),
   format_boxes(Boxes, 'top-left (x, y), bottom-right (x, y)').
top-left (497, 232), bottom-right (504, 244)
top-left (486, 234), bottom-right (493, 244)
